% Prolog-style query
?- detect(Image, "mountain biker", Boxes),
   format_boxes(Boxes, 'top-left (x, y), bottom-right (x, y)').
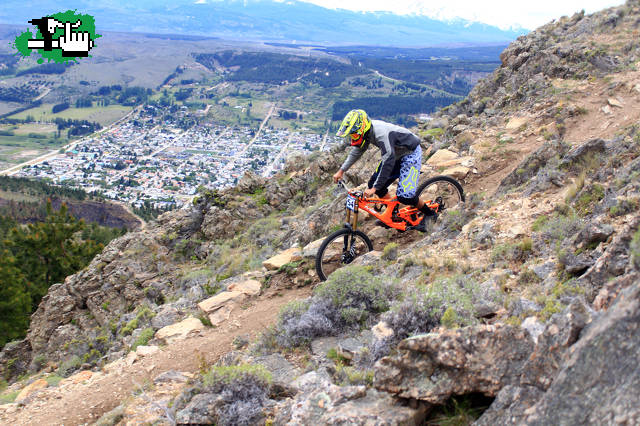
top-left (332, 109), bottom-right (437, 232)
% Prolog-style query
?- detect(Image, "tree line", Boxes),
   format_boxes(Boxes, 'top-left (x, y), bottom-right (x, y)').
top-left (331, 95), bottom-right (459, 121)
top-left (195, 51), bottom-right (365, 88)
top-left (0, 202), bottom-right (126, 347)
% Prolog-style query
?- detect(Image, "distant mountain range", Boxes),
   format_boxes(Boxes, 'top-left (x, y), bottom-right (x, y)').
top-left (0, 0), bottom-right (527, 46)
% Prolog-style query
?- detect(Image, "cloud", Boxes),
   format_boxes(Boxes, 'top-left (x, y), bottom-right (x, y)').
top-left (298, 0), bottom-right (626, 30)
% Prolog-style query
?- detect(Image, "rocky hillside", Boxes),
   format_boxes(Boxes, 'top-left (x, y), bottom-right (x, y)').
top-left (1, 1), bottom-right (640, 424)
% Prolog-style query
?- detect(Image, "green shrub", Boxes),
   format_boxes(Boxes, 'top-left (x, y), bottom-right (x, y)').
top-left (382, 243), bottom-right (398, 261)
top-left (203, 364), bottom-right (272, 388)
top-left (274, 266), bottom-right (398, 347)
top-left (441, 307), bottom-right (459, 329)
top-left (630, 229), bottom-right (640, 271)
top-left (56, 355), bottom-right (81, 378)
top-left (187, 364), bottom-right (272, 425)
top-left (534, 208), bottom-right (583, 243)
top-left (46, 374), bottom-right (63, 387)
top-left (0, 391), bottom-right (19, 405)
top-left (574, 184), bottom-right (605, 216)
top-left (131, 328), bottom-right (154, 351)
top-left (368, 275), bottom-right (479, 362)
top-left (313, 266), bottom-right (398, 325)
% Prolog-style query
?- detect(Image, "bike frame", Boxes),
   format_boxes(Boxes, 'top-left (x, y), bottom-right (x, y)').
top-left (341, 182), bottom-right (441, 232)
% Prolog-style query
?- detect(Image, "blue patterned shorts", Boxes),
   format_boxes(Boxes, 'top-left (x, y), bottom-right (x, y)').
top-left (369, 145), bottom-right (422, 199)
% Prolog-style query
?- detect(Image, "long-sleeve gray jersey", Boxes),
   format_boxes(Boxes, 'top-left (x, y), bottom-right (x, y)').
top-left (340, 119), bottom-right (421, 190)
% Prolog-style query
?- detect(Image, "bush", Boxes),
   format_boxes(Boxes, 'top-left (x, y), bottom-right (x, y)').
top-left (367, 276), bottom-right (478, 362)
top-left (274, 266), bottom-right (398, 347)
top-left (56, 355), bottom-right (81, 378)
top-left (631, 229), bottom-right (640, 271)
top-left (131, 327), bottom-right (154, 351)
top-left (534, 207), bottom-right (583, 243)
top-left (200, 364), bottom-right (271, 426)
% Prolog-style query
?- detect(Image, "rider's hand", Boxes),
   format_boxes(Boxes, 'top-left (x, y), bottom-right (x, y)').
top-left (333, 169), bottom-right (344, 183)
top-left (364, 187), bottom-right (377, 198)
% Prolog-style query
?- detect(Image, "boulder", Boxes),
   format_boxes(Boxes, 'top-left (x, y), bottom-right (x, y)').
top-left (302, 238), bottom-right (324, 258)
top-left (518, 283), bottom-right (640, 424)
top-left (442, 165), bottom-right (470, 180)
top-left (155, 317), bottom-right (205, 344)
top-left (227, 280), bottom-right (261, 296)
top-left (375, 325), bottom-right (534, 404)
top-left (475, 385), bottom-right (544, 426)
top-left (197, 291), bottom-right (246, 315)
top-left (519, 301), bottom-right (592, 390)
top-left (426, 149), bottom-right (458, 166)
top-left (154, 370), bottom-right (191, 384)
top-left (136, 345), bottom-right (160, 357)
top-left (505, 116), bottom-right (528, 130)
top-left (60, 370), bottom-right (94, 386)
top-left (607, 97), bottom-right (623, 108)
top-left (577, 215), bottom-right (640, 301)
top-left (262, 247), bottom-right (303, 271)
top-left (253, 353), bottom-right (301, 394)
top-left (278, 382), bottom-right (427, 425)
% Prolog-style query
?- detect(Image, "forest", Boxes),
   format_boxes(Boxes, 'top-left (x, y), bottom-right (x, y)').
top-left (0, 202), bottom-right (126, 347)
top-left (332, 95), bottom-right (458, 121)
top-left (196, 51), bottom-right (365, 88)
top-left (352, 57), bottom-right (499, 95)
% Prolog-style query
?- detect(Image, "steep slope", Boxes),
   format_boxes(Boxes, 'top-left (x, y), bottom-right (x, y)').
top-left (1, 1), bottom-right (640, 424)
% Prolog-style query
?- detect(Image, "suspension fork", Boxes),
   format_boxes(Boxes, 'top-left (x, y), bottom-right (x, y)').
top-left (343, 203), bottom-right (360, 260)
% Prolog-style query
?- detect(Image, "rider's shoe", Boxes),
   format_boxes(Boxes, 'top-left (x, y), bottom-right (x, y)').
top-left (414, 211), bottom-right (437, 233)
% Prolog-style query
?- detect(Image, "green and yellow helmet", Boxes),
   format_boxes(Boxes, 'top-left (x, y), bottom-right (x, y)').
top-left (336, 109), bottom-right (371, 146)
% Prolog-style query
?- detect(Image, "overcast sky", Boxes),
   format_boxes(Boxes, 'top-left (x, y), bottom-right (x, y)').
top-left (297, 0), bottom-right (626, 30)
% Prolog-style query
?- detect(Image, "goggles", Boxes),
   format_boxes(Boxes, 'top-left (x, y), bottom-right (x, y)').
top-left (350, 132), bottom-right (364, 146)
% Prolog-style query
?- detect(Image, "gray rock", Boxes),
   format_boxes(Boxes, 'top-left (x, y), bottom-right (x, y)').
top-left (337, 337), bottom-right (366, 361)
top-left (472, 223), bottom-right (495, 248)
top-left (473, 280), bottom-right (503, 318)
top-left (574, 222), bottom-right (614, 247)
top-left (577, 215), bottom-right (640, 301)
top-left (532, 262), bottom-right (555, 281)
top-left (520, 317), bottom-right (545, 345)
top-left (475, 385), bottom-right (544, 426)
top-left (311, 336), bottom-right (340, 358)
top-left (175, 393), bottom-right (221, 424)
top-left (509, 298), bottom-right (542, 317)
top-left (0, 339), bottom-right (32, 381)
top-left (253, 353), bottom-right (301, 388)
top-left (154, 370), bottom-right (190, 384)
top-left (277, 383), bottom-right (427, 425)
top-left (151, 305), bottom-right (180, 330)
top-left (557, 251), bottom-right (594, 275)
top-left (290, 369), bottom-right (332, 394)
top-left (558, 138), bottom-right (606, 171)
top-left (496, 140), bottom-right (570, 195)
top-left (520, 301), bottom-right (592, 390)
top-left (375, 325), bottom-right (534, 404)
top-left (521, 283), bottom-right (640, 424)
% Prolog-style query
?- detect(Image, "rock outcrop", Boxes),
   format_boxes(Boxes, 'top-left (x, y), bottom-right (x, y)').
top-left (375, 325), bottom-right (534, 404)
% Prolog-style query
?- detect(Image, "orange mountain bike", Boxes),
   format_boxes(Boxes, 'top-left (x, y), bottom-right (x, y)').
top-left (315, 176), bottom-right (464, 281)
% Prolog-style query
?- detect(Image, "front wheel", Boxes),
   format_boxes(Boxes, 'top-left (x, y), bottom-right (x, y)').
top-left (315, 228), bottom-right (373, 281)
top-left (416, 175), bottom-right (465, 213)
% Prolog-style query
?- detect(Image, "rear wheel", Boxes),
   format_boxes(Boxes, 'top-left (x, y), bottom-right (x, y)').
top-left (315, 228), bottom-right (373, 281)
top-left (416, 175), bottom-right (465, 213)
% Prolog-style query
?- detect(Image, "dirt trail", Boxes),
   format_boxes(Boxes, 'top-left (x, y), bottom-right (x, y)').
top-left (1, 286), bottom-right (311, 426)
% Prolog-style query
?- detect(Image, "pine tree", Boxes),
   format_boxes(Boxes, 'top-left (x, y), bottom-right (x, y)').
top-left (6, 200), bottom-right (103, 310)
top-left (0, 251), bottom-right (30, 346)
